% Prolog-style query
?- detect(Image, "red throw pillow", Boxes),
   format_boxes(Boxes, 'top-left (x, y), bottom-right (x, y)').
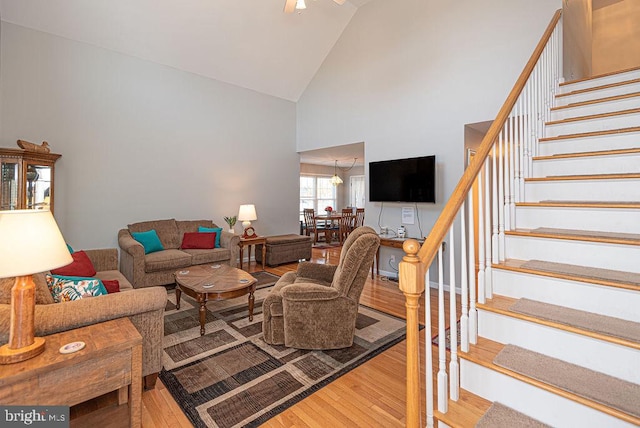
top-left (50, 250), bottom-right (97, 277)
top-left (181, 232), bottom-right (216, 250)
top-left (102, 279), bottom-right (120, 293)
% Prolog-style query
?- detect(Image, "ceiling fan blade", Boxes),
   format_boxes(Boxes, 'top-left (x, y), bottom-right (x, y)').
top-left (333, 0), bottom-right (347, 4)
top-left (284, 0), bottom-right (296, 13)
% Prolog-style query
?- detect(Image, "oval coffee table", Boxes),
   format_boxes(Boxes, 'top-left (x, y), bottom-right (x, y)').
top-left (174, 264), bottom-right (257, 336)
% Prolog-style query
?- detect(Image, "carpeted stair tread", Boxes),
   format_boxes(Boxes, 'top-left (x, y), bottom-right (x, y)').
top-left (493, 345), bottom-right (640, 419)
top-left (516, 259), bottom-right (640, 288)
top-left (510, 298), bottom-right (640, 344)
top-left (517, 201), bottom-right (640, 209)
top-left (475, 402), bottom-right (551, 428)
top-left (509, 227), bottom-right (640, 245)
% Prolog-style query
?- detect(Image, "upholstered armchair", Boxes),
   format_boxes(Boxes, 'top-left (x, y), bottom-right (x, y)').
top-left (262, 226), bottom-right (380, 349)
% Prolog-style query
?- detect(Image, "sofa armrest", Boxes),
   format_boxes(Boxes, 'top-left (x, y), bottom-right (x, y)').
top-left (220, 231), bottom-right (240, 267)
top-left (296, 262), bottom-right (337, 284)
top-left (281, 283), bottom-right (340, 302)
top-left (84, 248), bottom-right (118, 272)
top-left (118, 229), bottom-right (146, 288)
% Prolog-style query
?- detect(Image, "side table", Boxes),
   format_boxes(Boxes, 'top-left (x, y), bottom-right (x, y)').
top-left (238, 236), bottom-right (267, 271)
top-left (0, 318), bottom-right (142, 427)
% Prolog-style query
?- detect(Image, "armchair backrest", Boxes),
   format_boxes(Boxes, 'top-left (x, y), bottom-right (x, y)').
top-left (332, 226), bottom-right (380, 300)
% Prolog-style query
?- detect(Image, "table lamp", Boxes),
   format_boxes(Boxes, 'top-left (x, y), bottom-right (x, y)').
top-left (0, 210), bottom-right (72, 364)
top-left (238, 204), bottom-right (258, 239)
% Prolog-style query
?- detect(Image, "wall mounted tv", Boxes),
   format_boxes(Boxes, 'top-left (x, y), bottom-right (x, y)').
top-left (369, 155), bottom-right (436, 203)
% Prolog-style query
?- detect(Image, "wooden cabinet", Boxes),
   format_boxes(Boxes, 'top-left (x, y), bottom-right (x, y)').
top-left (0, 147), bottom-right (61, 214)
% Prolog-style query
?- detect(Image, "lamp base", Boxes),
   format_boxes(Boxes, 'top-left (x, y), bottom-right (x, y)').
top-left (0, 336), bottom-right (45, 364)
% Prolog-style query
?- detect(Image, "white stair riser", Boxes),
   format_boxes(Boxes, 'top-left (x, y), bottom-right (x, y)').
top-left (477, 311), bottom-right (640, 383)
top-left (504, 235), bottom-right (640, 273)
top-left (545, 112), bottom-right (640, 137)
top-left (532, 153), bottom-right (640, 176)
top-left (492, 269), bottom-right (640, 322)
top-left (524, 179), bottom-right (640, 202)
top-left (559, 69), bottom-right (640, 93)
top-left (538, 131), bottom-right (640, 155)
top-left (550, 95), bottom-right (640, 121)
top-left (555, 82), bottom-right (640, 106)
top-left (515, 206), bottom-right (640, 235)
top-left (460, 359), bottom-right (636, 428)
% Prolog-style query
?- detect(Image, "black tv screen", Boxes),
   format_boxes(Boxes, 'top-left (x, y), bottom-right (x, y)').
top-left (369, 155), bottom-right (436, 203)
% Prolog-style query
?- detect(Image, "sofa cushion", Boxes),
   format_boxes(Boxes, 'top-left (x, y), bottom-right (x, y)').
top-left (95, 270), bottom-right (133, 290)
top-left (102, 279), bottom-right (120, 293)
top-left (180, 232), bottom-right (215, 249)
top-left (46, 274), bottom-right (108, 303)
top-left (50, 250), bottom-right (97, 277)
top-left (132, 230), bottom-right (165, 254)
top-left (181, 248), bottom-right (231, 265)
top-left (144, 249), bottom-right (192, 273)
top-left (176, 220), bottom-right (215, 237)
top-left (198, 226), bottom-right (223, 248)
top-left (128, 219), bottom-right (180, 249)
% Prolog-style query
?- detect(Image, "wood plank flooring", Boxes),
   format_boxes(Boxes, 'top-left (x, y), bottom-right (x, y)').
top-left (71, 245), bottom-right (485, 427)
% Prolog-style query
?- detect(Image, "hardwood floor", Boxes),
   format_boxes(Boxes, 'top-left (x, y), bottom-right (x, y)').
top-left (71, 246), bottom-right (483, 427)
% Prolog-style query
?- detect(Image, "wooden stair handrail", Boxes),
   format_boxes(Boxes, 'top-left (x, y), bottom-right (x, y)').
top-left (416, 9), bottom-right (562, 270)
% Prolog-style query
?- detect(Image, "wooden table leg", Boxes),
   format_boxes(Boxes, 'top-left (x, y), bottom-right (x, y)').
top-left (239, 244), bottom-right (244, 270)
top-left (248, 287), bottom-right (255, 322)
top-left (260, 243), bottom-right (266, 271)
top-left (175, 287), bottom-right (182, 310)
top-left (130, 342), bottom-right (142, 427)
top-left (198, 294), bottom-right (207, 336)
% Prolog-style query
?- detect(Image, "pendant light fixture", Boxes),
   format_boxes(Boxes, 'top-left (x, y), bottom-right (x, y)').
top-left (295, 0), bottom-right (307, 11)
top-left (330, 160), bottom-right (343, 186)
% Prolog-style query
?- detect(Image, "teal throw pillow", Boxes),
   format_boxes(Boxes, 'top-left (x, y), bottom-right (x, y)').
top-left (45, 274), bottom-right (108, 303)
top-left (198, 226), bottom-right (223, 248)
top-left (66, 243), bottom-right (74, 254)
top-left (132, 229), bottom-right (165, 254)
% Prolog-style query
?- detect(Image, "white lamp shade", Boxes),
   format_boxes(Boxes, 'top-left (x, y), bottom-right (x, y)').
top-left (237, 204), bottom-right (258, 222)
top-left (0, 210), bottom-right (73, 278)
top-left (330, 174), bottom-right (343, 185)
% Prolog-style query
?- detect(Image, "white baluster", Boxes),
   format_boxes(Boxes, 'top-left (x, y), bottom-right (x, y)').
top-left (467, 190), bottom-right (478, 344)
top-left (476, 166), bottom-right (486, 305)
top-left (437, 246), bottom-right (448, 413)
top-left (449, 226), bottom-right (459, 401)
top-left (503, 118), bottom-right (511, 232)
top-left (498, 127), bottom-right (505, 261)
top-left (425, 267), bottom-right (434, 428)
top-left (460, 203), bottom-right (469, 352)
top-left (491, 144), bottom-right (499, 265)
top-left (509, 106), bottom-right (516, 221)
top-left (484, 158), bottom-right (492, 298)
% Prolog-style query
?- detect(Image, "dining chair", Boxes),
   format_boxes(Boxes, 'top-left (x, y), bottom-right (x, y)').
top-left (303, 208), bottom-right (327, 244)
top-left (338, 208), bottom-right (356, 243)
top-left (354, 208), bottom-right (365, 228)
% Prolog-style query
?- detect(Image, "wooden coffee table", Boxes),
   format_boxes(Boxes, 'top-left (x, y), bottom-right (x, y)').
top-left (174, 264), bottom-right (257, 336)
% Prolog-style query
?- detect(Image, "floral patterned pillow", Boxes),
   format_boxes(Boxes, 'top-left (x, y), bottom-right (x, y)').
top-left (45, 274), bottom-right (108, 303)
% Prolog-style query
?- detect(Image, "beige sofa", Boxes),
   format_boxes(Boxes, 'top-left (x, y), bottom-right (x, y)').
top-left (0, 248), bottom-right (167, 389)
top-left (118, 219), bottom-right (240, 289)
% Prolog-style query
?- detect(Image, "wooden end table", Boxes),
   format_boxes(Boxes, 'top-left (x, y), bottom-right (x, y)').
top-left (175, 264), bottom-right (258, 336)
top-left (0, 318), bottom-right (142, 427)
top-left (238, 236), bottom-right (267, 271)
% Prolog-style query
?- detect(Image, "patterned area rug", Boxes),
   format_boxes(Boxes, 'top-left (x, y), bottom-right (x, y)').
top-left (312, 241), bottom-right (343, 249)
top-left (431, 320), bottom-right (461, 350)
top-left (159, 272), bottom-right (408, 428)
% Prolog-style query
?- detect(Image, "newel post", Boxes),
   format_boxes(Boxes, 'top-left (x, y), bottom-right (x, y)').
top-left (399, 239), bottom-right (426, 428)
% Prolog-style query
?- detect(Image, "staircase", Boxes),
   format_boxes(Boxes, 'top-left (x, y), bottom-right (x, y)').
top-left (441, 66), bottom-right (640, 427)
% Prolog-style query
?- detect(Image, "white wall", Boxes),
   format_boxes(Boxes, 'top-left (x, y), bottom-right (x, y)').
top-left (0, 22), bottom-right (299, 249)
top-left (563, 0), bottom-right (593, 81)
top-left (297, 0), bottom-right (561, 275)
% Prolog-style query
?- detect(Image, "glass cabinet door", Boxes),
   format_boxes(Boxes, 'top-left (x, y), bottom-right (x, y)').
top-left (25, 163), bottom-right (52, 210)
top-left (1, 159), bottom-right (20, 210)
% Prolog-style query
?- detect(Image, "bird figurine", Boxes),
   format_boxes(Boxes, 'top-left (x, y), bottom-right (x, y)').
top-left (17, 140), bottom-right (51, 153)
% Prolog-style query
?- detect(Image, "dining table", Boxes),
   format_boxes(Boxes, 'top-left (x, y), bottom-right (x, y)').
top-left (314, 212), bottom-right (342, 243)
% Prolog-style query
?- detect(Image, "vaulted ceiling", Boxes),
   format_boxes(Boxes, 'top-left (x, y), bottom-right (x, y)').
top-left (0, 0), bottom-right (375, 102)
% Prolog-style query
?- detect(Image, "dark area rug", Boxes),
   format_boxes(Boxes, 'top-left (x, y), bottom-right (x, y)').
top-left (159, 272), bottom-right (408, 428)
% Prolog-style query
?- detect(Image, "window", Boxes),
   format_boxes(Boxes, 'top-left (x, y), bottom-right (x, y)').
top-left (300, 175), bottom-right (337, 219)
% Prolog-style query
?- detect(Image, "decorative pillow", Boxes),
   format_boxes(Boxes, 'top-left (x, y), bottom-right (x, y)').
top-left (131, 229), bottom-right (165, 254)
top-left (66, 244), bottom-right (74, 254)
top-left (198, 226), bottom-right (223, 248)
top-left (181, 232), bottom-right (216, 249)
top-left (102, 279), bottom-right (120, 293)
top-left (45, 274), bottom-right (108, 303)
top-left (50, 250), bottom-right (97, 277)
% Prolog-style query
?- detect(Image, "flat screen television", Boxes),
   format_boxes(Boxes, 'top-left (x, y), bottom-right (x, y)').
top-left (369, 155), bottom-right (436, 203)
